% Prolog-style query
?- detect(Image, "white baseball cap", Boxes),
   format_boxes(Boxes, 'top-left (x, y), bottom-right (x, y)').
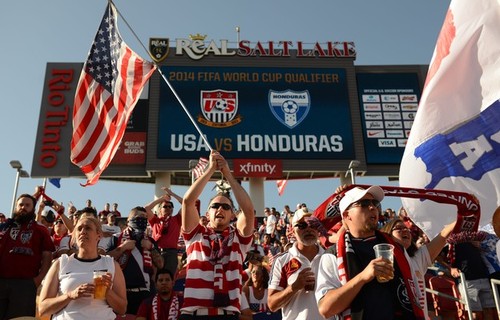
top-left (339, 186), bottom-right (385, 214)
top-left (292, 208), bottom-right (312, 226)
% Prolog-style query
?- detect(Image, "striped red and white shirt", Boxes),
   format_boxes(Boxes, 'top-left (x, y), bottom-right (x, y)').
top-left (181, 224), bottom-right (252, 314)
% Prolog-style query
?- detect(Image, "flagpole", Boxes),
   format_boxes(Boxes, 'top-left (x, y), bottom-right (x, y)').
top-left (110, 0), bottom-right (213, 151)
top-left (154, 68), bottom-right (213, 151)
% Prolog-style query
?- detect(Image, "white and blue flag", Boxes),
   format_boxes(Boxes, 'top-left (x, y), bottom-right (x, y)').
top-left (399, 0), bottom-right (500, 237)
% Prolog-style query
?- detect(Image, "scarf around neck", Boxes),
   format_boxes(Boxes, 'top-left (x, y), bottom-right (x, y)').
top-left (207, 225), bottom-right (235, 308)
top-left (336, 229), bottom-right (425, 320)
top-left (117, 227), bottom-right (153, 274)
top-left (151, 294), bottom-right (179, 320)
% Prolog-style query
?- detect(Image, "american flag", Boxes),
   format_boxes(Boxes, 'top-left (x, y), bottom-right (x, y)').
top-left (192, 157), bottom-right (209, 180)
top-left (276, 179), bottom-right (287, 196)
top-left (266, 249), bottom-right (275, 267)
top-left (71, 3), bottom-right (156, 186)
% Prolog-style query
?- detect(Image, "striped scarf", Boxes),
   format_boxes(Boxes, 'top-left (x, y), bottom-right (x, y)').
top-left (208, 226), bottom-right (233, 307)
top-left (151, 294), bottom-right (179, 320)
top-left (117, 228), bottom-right (153, 274)
top-left (336, 229), bottom-right (425, 320)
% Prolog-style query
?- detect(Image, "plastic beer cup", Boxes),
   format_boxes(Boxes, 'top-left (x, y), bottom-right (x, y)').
top-left (93, 271), bottom-right (107, 299)
top-left (373, 243), bottom-right (394, 283)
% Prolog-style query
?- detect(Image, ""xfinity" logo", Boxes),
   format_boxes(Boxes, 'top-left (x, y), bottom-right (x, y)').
top-left (239, 162), bottom-right (276, 175)
top-left (233, 159), bottom-right (283, 178)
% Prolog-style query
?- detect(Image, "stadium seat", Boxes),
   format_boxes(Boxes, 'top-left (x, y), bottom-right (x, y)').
top-left (428, 275), bottom-right (466, 320)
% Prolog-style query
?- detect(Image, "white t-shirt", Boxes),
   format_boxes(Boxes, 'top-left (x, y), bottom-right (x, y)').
top-left (269, 243), bottom-right (325, 320)
top-left (52, 254), bottom-right (116, 320)
top-left (406, 246), bottom-right (432, 318)
top-left (265, 214), bottom-right (277, 235)
top-left (102, 225), bottom-right (121, 234)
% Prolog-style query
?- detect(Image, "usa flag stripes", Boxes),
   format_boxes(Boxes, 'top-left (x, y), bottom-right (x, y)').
top-left (71, 3), bottom-right (156, 186)
top-left (192, 157), bottom-right (209, 180)
top-left (276, 180), bottom-right (287, 196)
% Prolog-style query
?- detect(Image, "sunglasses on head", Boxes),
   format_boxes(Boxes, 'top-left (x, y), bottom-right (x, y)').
top-left (349, 199), bottom-right (381, 209)
top-left (210, 203), bottom-right (232, 210)
top-left (54, 220), bottom-right (63, 225)
top-left (294, 222), bottom-right (308, 230)
top-left (162, 205), bottom-right (173, 209)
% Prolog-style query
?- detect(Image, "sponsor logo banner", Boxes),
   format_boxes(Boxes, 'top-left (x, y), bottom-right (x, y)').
top-left (233, 159), bottom-right (282, 178)
top-left (356, 72), bottom-right (422, 164)
top-left (364, 103), bottom-right (381, 111)
top-left (112, 132), bottom-right (147, 164)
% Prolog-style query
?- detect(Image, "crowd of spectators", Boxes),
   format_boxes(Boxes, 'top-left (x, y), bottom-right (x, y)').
top-left (1, 182), bottom-right (499, 320)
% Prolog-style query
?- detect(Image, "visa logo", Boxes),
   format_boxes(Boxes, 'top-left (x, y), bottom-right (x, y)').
top-left (378, 139), bottom-right (396, 147)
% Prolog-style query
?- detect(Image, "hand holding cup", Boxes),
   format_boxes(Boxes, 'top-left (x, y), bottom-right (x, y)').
top-left (373, 243), bottom-right (394, 283)
top-left (93, 271), bottom-right (110, 299)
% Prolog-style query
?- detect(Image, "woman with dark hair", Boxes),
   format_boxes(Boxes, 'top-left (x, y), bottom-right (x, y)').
top-left (380, 218), bottom-right (455, 317)
top-left (39, 215), bottom-right (127, 319)
top-left (243, 265), bottom-right (270, 314)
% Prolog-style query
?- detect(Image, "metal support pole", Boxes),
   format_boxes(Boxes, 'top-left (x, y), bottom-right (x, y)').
top-left (345, 160), bottom-right (360, 185)
top-left (459, 272), bottom-right (473, 320)
top-left (491, 279), bottom-right (500, 319)
top-left (189, 159), bottom-right (198, 186)
top-left (10, 169), bottom-right (21, 216)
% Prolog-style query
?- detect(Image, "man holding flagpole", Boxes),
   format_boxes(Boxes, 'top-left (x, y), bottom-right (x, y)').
top-left (180, 151), bottom-right (255, 319)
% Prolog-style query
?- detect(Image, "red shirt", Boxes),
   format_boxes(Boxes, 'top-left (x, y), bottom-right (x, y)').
top-left (0, 220), bottom-right (55, 278)
top-left (137, 294), bottom-right (182, 320)
top-left (181, 225), bottom-right (253, 312)
top-left (149, 214), bottom-right (182, 249)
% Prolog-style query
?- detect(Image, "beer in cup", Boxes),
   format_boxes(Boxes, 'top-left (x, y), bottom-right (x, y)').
top-left (373, 243), bottom-right (394, 283)
top-left (93, 271), bottom-right (107, 299)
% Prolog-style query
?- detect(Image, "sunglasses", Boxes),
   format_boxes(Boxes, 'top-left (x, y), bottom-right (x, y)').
top-left (162, 205), bottom-right (173, 209)
top-left (210, 203), bottom-right (232, 210)
top-left (349, 199), bottom-right (381, 209)
top-left (54, 220), bottom-right (64, 225)
top-left (392, 226), bottom-right (410, 232)
top-left (294, 222), bottom-right (308, 230)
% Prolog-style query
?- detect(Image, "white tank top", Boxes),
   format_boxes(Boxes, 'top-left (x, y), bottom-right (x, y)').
top-left (248, 286), bottom-right (269, 313)
top-left (52, 254), bottom-right (116, 320)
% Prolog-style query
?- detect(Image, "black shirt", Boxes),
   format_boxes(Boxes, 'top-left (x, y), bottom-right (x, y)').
top-left (349, 235), bottom-right (416, 320)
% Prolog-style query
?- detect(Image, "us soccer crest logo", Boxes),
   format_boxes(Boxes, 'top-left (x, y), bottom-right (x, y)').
top-left (198, 90), bottom-right (242, 128)
top-left (269, 90), bottom-right (310, 129)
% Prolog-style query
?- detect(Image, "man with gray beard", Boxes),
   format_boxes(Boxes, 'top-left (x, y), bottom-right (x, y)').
top-left (0, 193), bottom-right (55, 319)
top-left (267, 209), bottom-right (326, 320)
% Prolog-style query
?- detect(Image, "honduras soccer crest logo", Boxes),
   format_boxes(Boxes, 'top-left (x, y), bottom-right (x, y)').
top-left (269, 90), bottom-right (310, 129)
top-left (198, 90), bottom-right (241, 128)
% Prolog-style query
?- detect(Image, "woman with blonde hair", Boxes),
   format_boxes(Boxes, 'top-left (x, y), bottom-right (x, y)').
top-left (39, 215), bottom-right (127, 319)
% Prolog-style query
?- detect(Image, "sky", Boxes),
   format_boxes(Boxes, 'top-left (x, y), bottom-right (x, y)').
top-left (0, 1), bottom-right (451, 218)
